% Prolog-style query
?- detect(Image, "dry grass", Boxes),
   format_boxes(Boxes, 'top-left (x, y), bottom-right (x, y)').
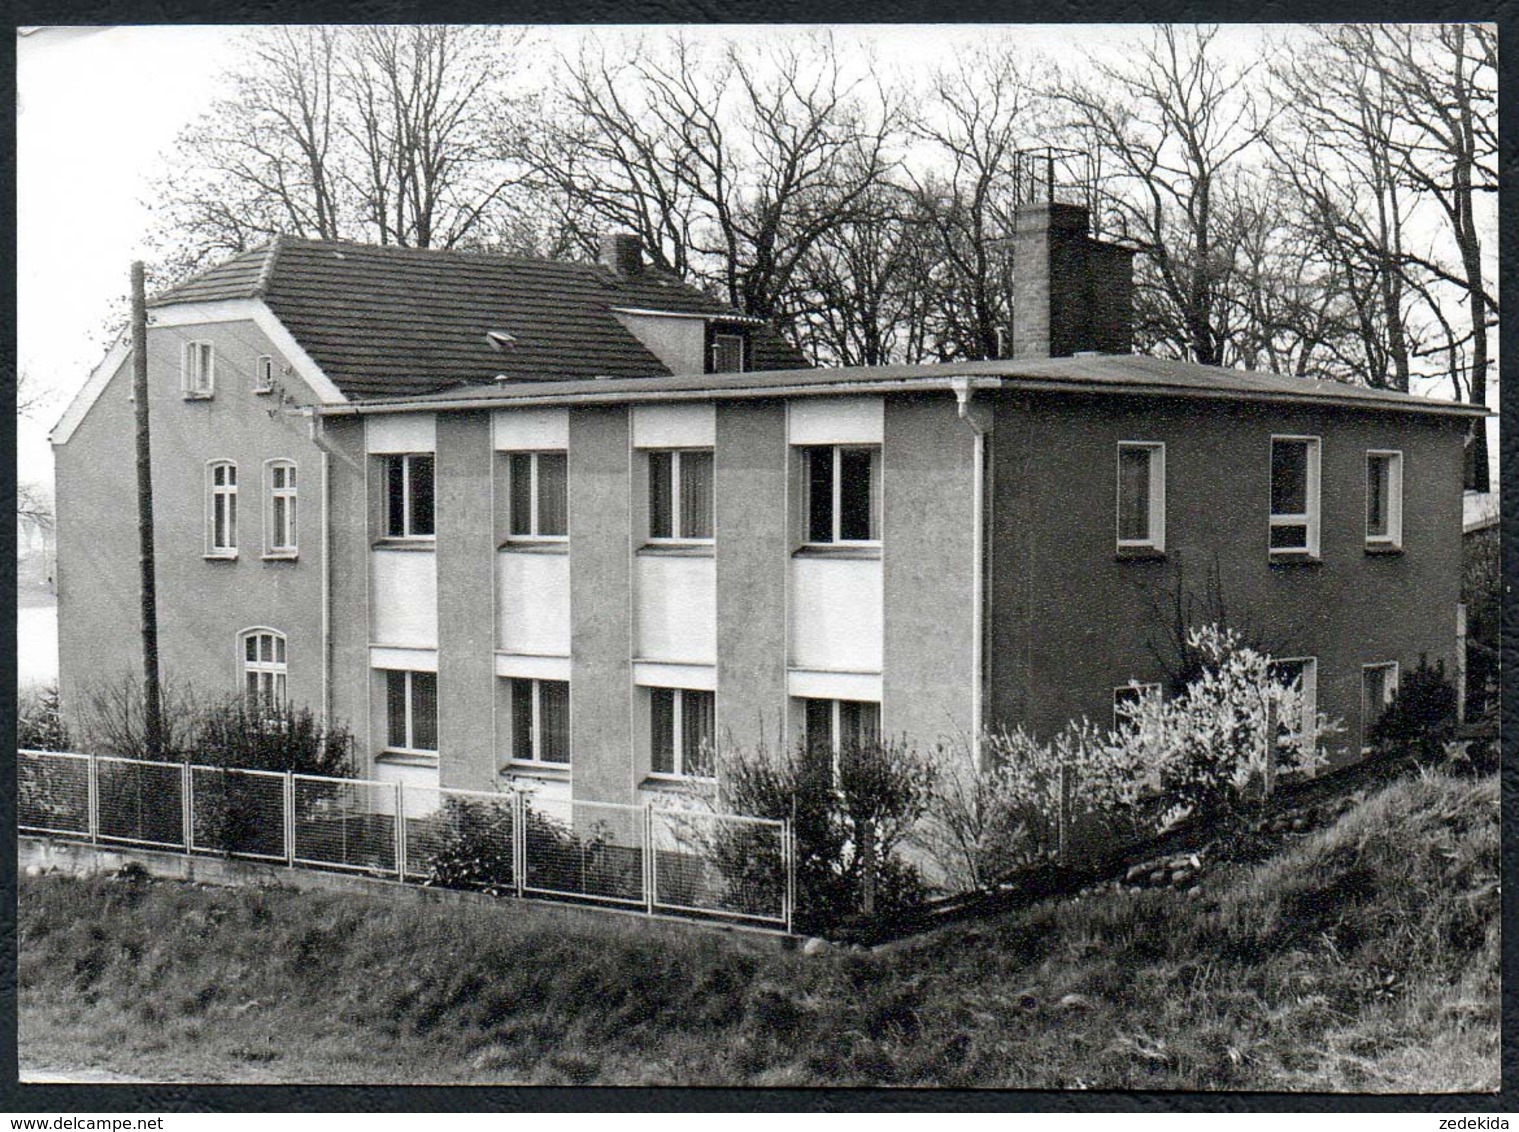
top-left (19, 767), bottom-right (1498, 1089)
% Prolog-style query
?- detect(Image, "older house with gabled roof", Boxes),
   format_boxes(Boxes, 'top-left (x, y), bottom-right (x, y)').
top-left (52, 201), bottom-right (1481, 817)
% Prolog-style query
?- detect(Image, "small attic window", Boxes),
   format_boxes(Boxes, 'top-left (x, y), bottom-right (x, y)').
top-left (707, 326), bottom-right (749, 374)
top-left (486, 330), bottom-right (517, 352)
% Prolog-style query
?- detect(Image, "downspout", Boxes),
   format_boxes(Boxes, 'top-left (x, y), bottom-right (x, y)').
top-left (952, 378), bottom-right (995, 769)
top-left (321, 446), bottom-right (331, 725)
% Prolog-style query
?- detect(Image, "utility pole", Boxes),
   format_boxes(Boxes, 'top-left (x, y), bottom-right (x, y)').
top-left (132, 261), bottom-right (164, 759)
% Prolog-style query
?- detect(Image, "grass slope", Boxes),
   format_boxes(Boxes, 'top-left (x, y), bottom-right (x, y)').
top-left (19, 768), bottom-right (1499, 1089)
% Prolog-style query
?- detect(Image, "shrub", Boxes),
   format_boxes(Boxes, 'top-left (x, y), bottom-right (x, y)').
top-left (1366, 656), bottom-right (1458, 763)
top-left (18, 684), bottom-right (70, 752)
top-left (192, 697), bottom-right (355, 777)
top-left (422, 796), bottom-right (517, 896)
top-left (717, 734), bottom-right (935, 934)
top-left (78, 672), bottom-right (200, 761)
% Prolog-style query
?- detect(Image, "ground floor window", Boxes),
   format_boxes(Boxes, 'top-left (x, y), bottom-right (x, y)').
top-left (241, 629), bottom-right (287, 707)
top-left (803, 698), bottom-right (880, 781)
top-left (510, 678), bottom-right (570, 765)
top-left (1361, 661), bottom-right (1399, 750)
top-left (1269, 657), bottom-right (1318, 748)
top-left (1112, 682), bottom-right (1163, 730)
top-left (649, 687), bottom-right (715, 779)
top-left (386, 669), bottom-right (438, 753)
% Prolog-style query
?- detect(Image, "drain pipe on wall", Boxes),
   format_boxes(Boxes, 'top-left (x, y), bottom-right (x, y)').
top-left (952, 378), bottom-right (995, 770)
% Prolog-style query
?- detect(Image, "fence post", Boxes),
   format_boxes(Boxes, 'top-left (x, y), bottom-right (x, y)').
top-left (88, 753), bottom-right (99, 845)
top-left (394, 782), bottom-right (406, 882)
top-left (513, 790), bottom-right (525, 899)
top-left (644, 805), bottom-right (656, 916)
top-left (284, 771), bottom-right (296, 867)
top-left (784, 820), bottom-right (795, 937)
top-left (1262, 699), bottom-right (1278, 803)
top-left (1056, 763), bottom-right (1072, 866)
top-left (1456, 602), bottom-right (1468, 725)
top-left (181, 762), bottom-right (193, 855)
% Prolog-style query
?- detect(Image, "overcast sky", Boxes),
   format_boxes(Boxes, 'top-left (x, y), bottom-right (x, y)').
top-left (15, 23), bottom-right (1493, 491)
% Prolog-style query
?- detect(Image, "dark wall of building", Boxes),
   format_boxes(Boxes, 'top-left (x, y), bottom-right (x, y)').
top-left (55, 321), bottom-right (327, 738)
top-left (988, 390), bottom-right (1466, 761)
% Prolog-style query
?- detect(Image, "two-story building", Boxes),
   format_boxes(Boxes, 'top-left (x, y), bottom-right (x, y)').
top-left (51, 200), bottom-right (1481, 813)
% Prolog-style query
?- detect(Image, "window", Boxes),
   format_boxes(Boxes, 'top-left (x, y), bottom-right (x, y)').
top-left (383, 454), bottom-right (435, 539)
top-left (804, 445), bottom-right (881, 544)
top-left (241, 630), bottom-right (287, 707)
top-left (804, 698), bottom-right (880, 780)
top-left (1361, 662), bottom-right (1399, 749)
top-left (1116, 442), bottom-right (1165, 552)
top-left (1112, 683), bottom-right (1163, 730)
top-left (507, 452), bottom-right (568, 539)
top-left (510, 678), bottom-right (570, 765)
top-left (1366, 451), bottom-right (1403, 549)
top-left (265, 460), bottom-right (297, 556)
top-left (207, 461), bottom-right (238, 555)
top-left (385, 670), bottom-right (438, 753)
top-left (650, 687), bottom-right (715, 778)
top-left (254, 355), bottom-right (275, 393)
top-left (182, 341), bottom-right (214, 398)
top-left (648, 449), bottom-right (714, 540)
top-left (1269, 436), bottom-right (1321, 556)
top-left (1269, 657), bottom-right (1318, 748)
top-left (709, 332), bottom-right (747, 374)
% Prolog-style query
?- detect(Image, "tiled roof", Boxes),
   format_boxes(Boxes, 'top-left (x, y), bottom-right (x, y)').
top-left (148, 237), bottom-right (809, 398)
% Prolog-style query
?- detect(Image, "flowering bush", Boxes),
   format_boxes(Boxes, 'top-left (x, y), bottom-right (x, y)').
top-left (1113, 625), bottom-right (1334, 823)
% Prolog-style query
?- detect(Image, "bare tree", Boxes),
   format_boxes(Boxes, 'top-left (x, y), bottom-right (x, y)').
top-left (1051, 26), bottom-right (1276, 367)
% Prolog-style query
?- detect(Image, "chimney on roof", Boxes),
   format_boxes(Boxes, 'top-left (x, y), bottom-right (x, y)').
top-left (600, 232), bottom-right (644, 278)
top-left (1009, 149), bottom-right (1134, 360)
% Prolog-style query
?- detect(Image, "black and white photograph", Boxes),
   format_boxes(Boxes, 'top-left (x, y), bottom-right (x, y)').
top-left (15, 20), bottom-right (1501, 1093)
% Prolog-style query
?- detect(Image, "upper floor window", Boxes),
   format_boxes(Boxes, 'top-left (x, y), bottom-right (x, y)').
top-left (804, 445), bottom-right (880, 544)
top-left (182, 341), bottom-right (215, 398)
top-left (383, 454), bottom-right (434, 539)
top-left (1366, 450), bottom-right (1404, 550)
top-left (650, 687), bottom-right (715, 779)
top-left (708, 332), bottom-right (748, 374)
top-left (265, 460), bottom-right (297, 557)
top-left (508, 451), bottom-right (568, 540)
top-left (254, 355), bottom-right (275, 394)
top-left (1116, 442), bottom-right (1165, 553)
top-left (207, 461), bottom-right (238, 556)
top-left (386, 669), bottom-right (438, 754)
top-left (1269, 436), bottom-right (1320, 557)
top-left (241, 629), bottom-right (287, 707)
top-left (648, 449), bottom-right (714, 541)
top-left (510, 678), bottom-right (570, 766)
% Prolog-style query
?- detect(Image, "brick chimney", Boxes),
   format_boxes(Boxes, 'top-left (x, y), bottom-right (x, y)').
top-left (1011, 200), bottom-right (1133, 359)
top-left (600, 232), bottom-right (643, 278)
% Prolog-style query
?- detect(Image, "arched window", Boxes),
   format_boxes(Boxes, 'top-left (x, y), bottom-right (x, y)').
top-left (207, 461), bottom-right (238, 556)
top-left (241, 629), bottom-right (287, 707)
top-left (265, 460), bottom-right (297, 556)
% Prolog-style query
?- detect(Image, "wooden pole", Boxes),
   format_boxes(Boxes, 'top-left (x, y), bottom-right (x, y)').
top-left (131, 262), bottom-right (164, 760)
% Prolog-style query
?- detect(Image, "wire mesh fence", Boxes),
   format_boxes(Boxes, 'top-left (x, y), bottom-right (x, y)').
top-left (521, 796), bottom-right (647, 907)
top-left (18, 750), bottom-right (91, 838)
top-left (18, 750), bottom-right (791, 931)
top-left (189, 765), bottom-right (288, 861)
top-left (650, 808), bottom-right (789, 925)
top-left (292, 773), bottom-right (398, 876)
top-left (96, 756), bottom-right (186, 849)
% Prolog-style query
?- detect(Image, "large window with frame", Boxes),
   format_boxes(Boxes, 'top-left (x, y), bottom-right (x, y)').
top-left (1116, 442), bottom-right (1165, 552)
top-left (383, 454), bottom-right (435, 539)
top-left (182, 341), bottom-right (215, 398)
top-left (507, 451), bottom-right (568, 539)
top-left (1269, 657), bottom-right (1318, 748)
top-left (804, 698), bottom-right (880, 781)
top-left (649, 687), bottom-right (715, 779)
top-left (804, 445), bottom-right (881, 544)
top-left (385, 670), bottom-right (438, 753)
top-left (648, 449), bottom-right (714, 541)
top-left (1366, 450), bottom-right (1404, 549)
top-left (207, 460), bottom-right (238, 555)
top-left (1269, 436), bottom-right (1321, 556)
top-left (241, 629), bottom-right (287, 707)
top-left (265, 460), bottom-right (297, 556)
top-left (509, 678), bottom-right (570, 765)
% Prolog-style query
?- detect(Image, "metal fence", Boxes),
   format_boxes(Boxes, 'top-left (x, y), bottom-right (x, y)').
top-left (18, 749), bottom-right (792, 931)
